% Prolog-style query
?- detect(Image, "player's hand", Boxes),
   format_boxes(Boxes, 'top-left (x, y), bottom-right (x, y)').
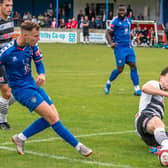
top-left (36, 74), bottom-right (45, 87)
top-left (110, 43), bottom-right (117, 48)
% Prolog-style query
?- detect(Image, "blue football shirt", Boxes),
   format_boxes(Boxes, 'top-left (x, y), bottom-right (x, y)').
top-left (0, 40), bottom-right (45, 89)
top-left (110, 16), bottom-right (132, 46)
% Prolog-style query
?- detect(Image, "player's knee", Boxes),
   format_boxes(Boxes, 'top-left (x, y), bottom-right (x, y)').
top-left (47, 113), bottom-right (59, 125)
top-left (129, 63), bottom-right (137, 69)
top-left (117, 67), bottom-right (124, 73)
top-left (147, 116), bottom-right (165, 134)
top-left (0, 86), bottom-right (11, 99)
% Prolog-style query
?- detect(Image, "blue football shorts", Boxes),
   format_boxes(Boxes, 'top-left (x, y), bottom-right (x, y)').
top-left (12, 86), bottom-right (53, 112)
top-left (114, 46), bottom-right (136, 67)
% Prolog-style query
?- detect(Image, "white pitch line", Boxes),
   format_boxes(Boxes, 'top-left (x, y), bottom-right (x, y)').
top-left (0, 146), bottom-right (133, 168)
top-left (1, 130), bottom-right (135, 146)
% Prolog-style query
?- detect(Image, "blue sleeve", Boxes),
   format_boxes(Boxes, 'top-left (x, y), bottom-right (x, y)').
top-left (110, 17), bottom-right (117, 31)
top-left (35, 60), bottom-right (45, 74)
top-left (0, 49), bottom-right (8, 66)
top-left (32, 44), bottom-right (45, 74)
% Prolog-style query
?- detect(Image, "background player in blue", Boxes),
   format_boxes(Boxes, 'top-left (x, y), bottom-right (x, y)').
top-left (104, 5), bottom-right (141, 96)
top-left (0, 20), bottom-right (92, 157)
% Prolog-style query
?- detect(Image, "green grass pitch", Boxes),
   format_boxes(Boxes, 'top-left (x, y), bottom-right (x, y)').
top-left (0, 43), bottom-right (168, 168)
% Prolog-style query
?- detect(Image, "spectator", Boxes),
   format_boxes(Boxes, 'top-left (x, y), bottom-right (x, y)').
top-left (82, 15), bottom-right (89, 43)
top-left (137, 13), bottom-right (144, 20)
top-left (108, 11), bottom-right (113, 20)
top-left (88, 9), bottom-right (95, 21)
top-left (141, 26), bottom-right (149, 46)
top-left (102, 10), bottom-right (106, 29)
top-left (27, 12), bottom-right (32, 21)
top-left (131, 26), bottom-right (138, 46)
top-left (136, 25), bottom-right (143, 45)
top-left (44, 12), bottom-right (50, 28)
top-left (13, 11), bottom-right (21, 26)
top-left (96, 16), bottom-right (103, 29)
top-left (23, 12), bottom-right (28, 21)
top-left (59, 18), bottom-right (66, 28)
top-left (66, 19), bottom-right (72, 29)
top-left (128, 11), bottom-right (135, 20)
top-left (85, 3), bottom-right (89, 16)
top-left (31, 16), bottom-right (38, 23)
top-left (148, 27), bottom-right (156, 46)
top-left (71, 17), bottom-right (78, 29)
top-left (90, 3), bottom-right (96, 18)
top-left (47, 12), bottom-right (53, 27)
top-left (79, 16), bottom-right (84, 29)
top-left (89, 17), bottom-right (96, 29)
top-left (38, 14), bottom-right (45, 27)
top-left (77, 10), bottom-right (84, 22)
top-left (127, 4), bottom-right (133, 16)
top-left (60, 9), bottom-right (66, 22)
top-left (47, 3), bottom-right (54, 18)
top-left (50, 17), bottom-right (57, 29)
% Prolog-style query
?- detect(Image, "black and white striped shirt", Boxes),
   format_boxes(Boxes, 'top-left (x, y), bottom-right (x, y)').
top-left (0, 17), bottom-right (14, 49)
top-left (138, 80), bottom-right (165, 119)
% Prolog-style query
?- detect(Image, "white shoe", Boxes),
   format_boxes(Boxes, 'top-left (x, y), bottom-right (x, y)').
top-left (11, 134), bottom-right (25, 155)
top-left (78, 144), bottom-right (93, 157)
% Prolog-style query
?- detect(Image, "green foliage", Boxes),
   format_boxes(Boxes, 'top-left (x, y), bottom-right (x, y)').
top-left (0, 44), bottom-right (167, 168)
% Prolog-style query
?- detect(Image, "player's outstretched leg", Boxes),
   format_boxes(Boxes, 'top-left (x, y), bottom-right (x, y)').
top-left (11, 118), bottom-right (92, 157)
top-left (104, 69), bottom-right (120, 94)
top-left (51, 120), bottom-right (93, 156)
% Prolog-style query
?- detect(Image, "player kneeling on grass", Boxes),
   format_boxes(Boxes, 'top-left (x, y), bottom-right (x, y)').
top-left (135, 67), bottom-right (168, 165)
top-left (0, 20), bottom-right (92, 157)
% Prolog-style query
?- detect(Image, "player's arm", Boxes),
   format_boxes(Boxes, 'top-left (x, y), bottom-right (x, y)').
top-left (105, 29), bottom-right (116, 48)
top-left (0, 49), bottom-right (8, 66)
top-left (32, 45), bottom-right (46, 87)
top-left (105, 20), bottom-right (117, 48)
top-left (142, 83), bottom-right (168, 97)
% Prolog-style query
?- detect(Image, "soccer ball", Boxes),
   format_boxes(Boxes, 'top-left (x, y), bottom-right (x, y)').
top-left (159, 149), bottom-right (168, 166)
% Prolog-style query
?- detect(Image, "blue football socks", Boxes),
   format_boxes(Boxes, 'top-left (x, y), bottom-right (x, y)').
top-left (52, 121), bottom-right (78, 147)
top-left (23, 117), bottom-right (50, 138)
top-left (130, 68), bottom-right (139, 86)
top-left (109, 69), bottom-right (120, 81)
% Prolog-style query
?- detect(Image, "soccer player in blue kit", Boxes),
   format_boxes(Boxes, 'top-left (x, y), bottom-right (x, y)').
top-left (104, 5), bottom-right (141, 96)
top-left (0, 20), bottom-right (92, 156)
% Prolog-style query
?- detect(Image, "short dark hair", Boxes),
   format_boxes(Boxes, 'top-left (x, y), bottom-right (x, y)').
top-left (118, 4), bottom-right (127, 11)
top-left (20, 20), bottom-right (40, 32)
top-left (0, 0), bottom-right (12, 4)
top-left (160, 67), bottom-right (168, 76)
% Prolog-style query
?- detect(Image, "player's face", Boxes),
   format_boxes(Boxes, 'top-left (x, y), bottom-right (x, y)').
top-left (118, 7), bottom-right (127, 19)
top-left (0, 0), bottom-right (13, 17)
top-left (25, 28), bottom-right (40, 46)
top-left (160, 73), bottom-right (168, 90)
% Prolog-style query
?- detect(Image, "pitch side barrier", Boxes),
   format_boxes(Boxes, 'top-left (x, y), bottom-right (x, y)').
top-left (13, 27), bottom-right (107, 44)
top-left (14, 20), bottom-right (163, 44)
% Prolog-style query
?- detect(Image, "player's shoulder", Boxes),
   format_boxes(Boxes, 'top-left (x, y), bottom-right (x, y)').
top-left (0, 40), bottom-right (15, 55)
top-left (32, 43), bottom-right (40, 51)
top-left (145, 80), bottom-right (160, 88)
top-left (125, 17), bottom-right (132, 23)
top-left (111, 16), bottom-right (118, 23)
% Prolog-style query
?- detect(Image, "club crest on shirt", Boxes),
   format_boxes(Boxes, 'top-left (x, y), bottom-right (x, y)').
top-left (30, 96), bottom-right (37, 103)
top-left (118, 60), bottom-right (122, 63)
top-left (12, 56), bottom-right (17, 62)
